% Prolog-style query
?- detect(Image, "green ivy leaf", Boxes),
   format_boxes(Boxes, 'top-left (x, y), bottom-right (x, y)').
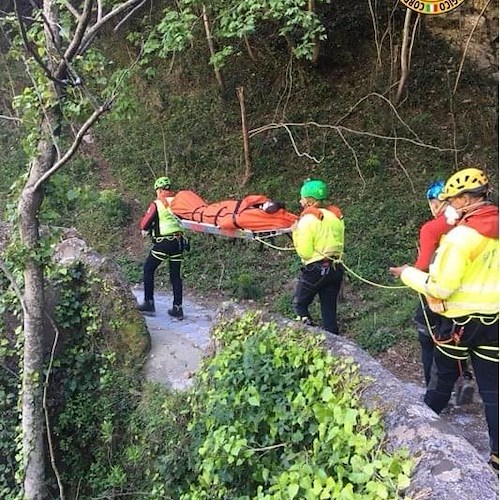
top-left (288, 483), bottom-right (299, 498)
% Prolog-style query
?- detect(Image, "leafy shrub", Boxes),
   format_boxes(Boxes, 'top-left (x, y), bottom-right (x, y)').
top-left (77, 188), bottom-right (131, 252)
top-left (233, 273), bottom-right (263, 300)
top-left (48, 265), bottom-right (144, 497)
top-left (356, 326), bottom-right (398, 354)
top-left (115, 255), bottom-right (143, 283)
top-left (105, 384), bottom-right (194, 498)
top-left (184, 313), bottom-right (413, 499)
top-left (0, 377), bottom-right (18, 498)
top-left (273, 291), bottom-right (295, 318)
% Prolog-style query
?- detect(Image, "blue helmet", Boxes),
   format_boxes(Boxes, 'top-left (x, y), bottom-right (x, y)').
top-left (426, 180), bottom-right (445, 200)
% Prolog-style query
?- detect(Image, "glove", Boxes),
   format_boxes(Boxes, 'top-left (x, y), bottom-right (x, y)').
top-left (141, 230), bottom-right (149, 238)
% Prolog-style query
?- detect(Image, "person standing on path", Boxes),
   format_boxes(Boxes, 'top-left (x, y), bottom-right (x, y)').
top-left (292, 179), bottom-right (345, 335)
top-left (396, 180), bottom-right (475, 401)
top-left (390, 167), bottom-right (499, 471)
top-left (138, 176), bottom-right (186, 319)
top-left (411, 180), bottom-right (454, 387)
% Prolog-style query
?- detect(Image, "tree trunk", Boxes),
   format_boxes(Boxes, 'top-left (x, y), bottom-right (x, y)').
top-left (308, 0), bottom-right (320, 64)
top-left (202, 4), bottom-right (224, 89)
top-left (395, 8), bottom-right (413, 104)
top-left (236, 86), bottom-right (252, 187)
top-left (13, 0), bottom-right (141, 495)
top-left (19, 129), bottom-right (55, 499)
top-left (20, 1), bottom-right (60, 495)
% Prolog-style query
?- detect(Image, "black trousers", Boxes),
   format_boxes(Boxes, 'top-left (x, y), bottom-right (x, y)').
top-left (143, 238), bottom-right (183, 305)
top-left (425, 315), bottom-right (499, 454)
top-left (414, 300), bottom-right (454, 386)
top-left (293, 261), bottom-right (344, 335)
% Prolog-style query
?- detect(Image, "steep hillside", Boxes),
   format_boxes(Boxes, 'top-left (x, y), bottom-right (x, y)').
top-left (0, 1), bottom-right (497, 367)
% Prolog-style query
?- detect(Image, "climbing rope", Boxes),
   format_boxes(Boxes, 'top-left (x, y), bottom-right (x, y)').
top-left (254, 237), bottom-right (408, 290)
top-left (340, 261), bottom-right (408, 290)
top-left (254, 237), bottom-right (295, 252)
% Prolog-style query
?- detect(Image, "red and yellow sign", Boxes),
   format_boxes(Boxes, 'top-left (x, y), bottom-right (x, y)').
top-left (399, 0), bottom-right (466, 14)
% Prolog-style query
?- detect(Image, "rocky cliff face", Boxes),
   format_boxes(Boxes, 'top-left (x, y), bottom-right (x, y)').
top-left (52, 228), bottom-right (151, 364)
top-left (426, 2), bottom-right (498, 78)
top-left (0, 222), bottom-right (150, 381)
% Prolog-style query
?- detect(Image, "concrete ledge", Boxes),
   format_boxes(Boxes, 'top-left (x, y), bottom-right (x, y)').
top-left (215, 303), bottom-right (498, 499)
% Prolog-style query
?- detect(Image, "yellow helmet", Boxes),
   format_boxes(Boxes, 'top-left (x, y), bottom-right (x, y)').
top-left (438, 167), bottom-right (489, 200)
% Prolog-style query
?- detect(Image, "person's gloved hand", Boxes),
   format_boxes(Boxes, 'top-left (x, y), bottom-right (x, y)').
top-left (141, 230), bottom-right (149, 238)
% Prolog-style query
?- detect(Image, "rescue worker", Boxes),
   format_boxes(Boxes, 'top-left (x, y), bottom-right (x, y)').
top-left (138, 176), bottom-right (186, 319)
top-left (405, 180), bottom-right (475, 401)
top-left (411, 180), bottom-right (454, 387)
top-left (390, 167), bottom-right (499, 471)
top-left (292, 179), bottom-right (345, 335)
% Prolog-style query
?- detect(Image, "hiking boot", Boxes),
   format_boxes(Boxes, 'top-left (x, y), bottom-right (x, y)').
top-left (488, 453), bottom-right (499, 474)
top-left (168, 305), bottom-right (184, 320)
top-left (138, 299), bottom-right (155, 315)
top-left (296, 316), bottom-right (315, 327)
top-left (456, 372), bottom-right (475, 406)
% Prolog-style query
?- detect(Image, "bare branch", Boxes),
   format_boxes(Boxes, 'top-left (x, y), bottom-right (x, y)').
top-left (407, 12), bottom-right (420, 72)
top-left (237, 86), bottom-right (252, 186)
top-left (64, 1), bottom-right (81, 20)
top-left (395, 8), bottom-right (413, 104)
top-left (161, 126), bottom-right (169, 175)
top-left (379, 0), bottom-right (400, 51)
top-left (446, 72), bottom-right (459, 170)
top-left (249, 121), bottom-right (459, 153)
top-left (202, 4), bottom-right (224, 89)
top-left (336, 128), bottom-right (366, 189)
top-left (0, 362), bottom-right (19, 379)
top-left (393, 138), bottom-right (415, 193)
top-left (248, 443), bottom-right (286, 452)
top-left (79, 0), bottom-right (143, 55)
top-left (43, 312), bottom-right (65, 499)
top-left (115, 0), bottom-right (146, 31)
top-left (62, 0), bottom-right (94, 66)
top-left (13, 0), bottom-right (67, 85)
top-left (367, 0), bottom-right (381, 67)
top-left (273, 54), bottom-right (294, 123)
top-left (282, 124), bottom-right (323, 163)
top-left (0, 114), bottom-right (22, 122)
top-left (335, 92), bottom-right (421, 141)
top-left (32, 44), bottom-right (143, 191)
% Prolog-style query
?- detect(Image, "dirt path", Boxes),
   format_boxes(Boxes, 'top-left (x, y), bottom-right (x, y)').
top-left (131, 288), bottom-right (214, 390)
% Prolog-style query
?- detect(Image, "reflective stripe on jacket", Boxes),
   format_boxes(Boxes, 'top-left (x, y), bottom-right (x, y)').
top-left (292, 208), bottom-right (344, 265)
top-left (154, 199), bottom-right (183, 237)
top-left (401, 225), bottom-right (499, 317)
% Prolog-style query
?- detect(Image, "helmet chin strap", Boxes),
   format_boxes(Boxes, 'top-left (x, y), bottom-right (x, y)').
top-left (460, 199), bottom-right (488, 215)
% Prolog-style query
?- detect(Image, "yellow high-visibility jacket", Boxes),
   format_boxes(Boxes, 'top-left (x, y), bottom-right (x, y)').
top-left (293, 207), bottom-right (344, 265)
top-left (154, 199), bottom-right (183, 237)
top-left (401, 224), bottom-right (499, 318)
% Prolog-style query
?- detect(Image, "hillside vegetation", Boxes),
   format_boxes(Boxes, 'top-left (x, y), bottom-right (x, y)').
top-left (0, 1), bottom-right (498, 497)
top-left (0, 2), bottom-right (497, 352)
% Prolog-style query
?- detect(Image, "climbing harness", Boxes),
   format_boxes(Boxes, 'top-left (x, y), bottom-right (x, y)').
top-left (418, 294), bottom-right (499, 372)
top-left (153, 233), bottom-right (183, 243)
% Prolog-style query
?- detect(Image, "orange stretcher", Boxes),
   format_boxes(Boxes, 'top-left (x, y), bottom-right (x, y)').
top-left (169, 190), bottom-right (298, 240)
